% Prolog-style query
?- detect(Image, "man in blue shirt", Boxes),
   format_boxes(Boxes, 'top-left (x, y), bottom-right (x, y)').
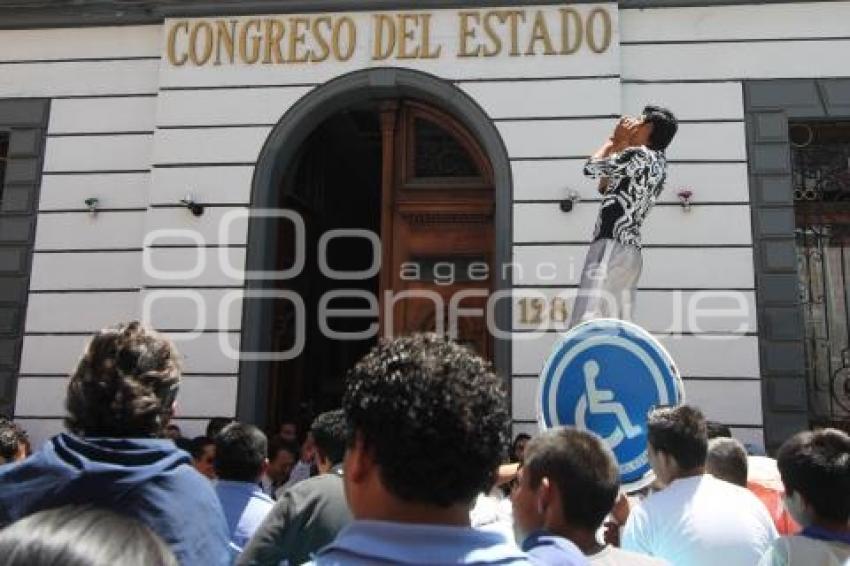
top-left (310, 334), bottom-right (532, 565)
top-left (511, 428), bottom-right (590, 566)
top-left (512, 427), bottom-right (665, 565)
top-left (213, 422), bottom-right (274, 554)
top-left (239, 410), bottom-right (352, 566)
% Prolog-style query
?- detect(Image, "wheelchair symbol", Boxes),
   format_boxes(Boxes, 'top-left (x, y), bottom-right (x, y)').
top-left (574, 359), bottom-right (642, 449)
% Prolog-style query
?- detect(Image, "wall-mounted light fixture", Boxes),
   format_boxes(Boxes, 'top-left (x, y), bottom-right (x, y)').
top-left (84, 197), bottom-right (99, 216)
top-left (559, 190), bottom-right (581, 213)
top-left (677, 189), bottom-right (693, 212)
top-left (179, 192), bottom-right (204, 217)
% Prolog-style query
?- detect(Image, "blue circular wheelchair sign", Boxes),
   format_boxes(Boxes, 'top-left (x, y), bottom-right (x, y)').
top-left (538, 319), bottom-right (684, 492)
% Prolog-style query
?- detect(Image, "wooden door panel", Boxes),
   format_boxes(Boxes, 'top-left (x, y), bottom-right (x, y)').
top-left (403, 226), bottom-right (492, 254)
top-left (380, 100), bottom-right (495, 358)
top-left (395, 293), bottom-right (491, 359)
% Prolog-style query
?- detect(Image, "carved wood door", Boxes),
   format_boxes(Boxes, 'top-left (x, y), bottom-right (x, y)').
top-left (378, 100), bottom-right (495, 359)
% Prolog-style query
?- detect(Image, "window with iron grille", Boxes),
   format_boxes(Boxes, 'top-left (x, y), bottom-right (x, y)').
top-left (792, 120), bottom-right (850, 431)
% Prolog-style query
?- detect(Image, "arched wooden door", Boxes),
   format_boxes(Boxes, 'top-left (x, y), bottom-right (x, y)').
top-left (378, 100), bottom-right (495, 359)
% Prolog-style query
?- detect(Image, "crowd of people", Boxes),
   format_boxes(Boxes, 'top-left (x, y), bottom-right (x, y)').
top-left (0, 321), bottom-right (848, 565)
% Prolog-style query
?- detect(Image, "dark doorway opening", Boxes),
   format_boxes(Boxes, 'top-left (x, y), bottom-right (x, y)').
top-left (259, 97), bottom-right (496, 441)
top-left (240, 69), bottom-right (514, 440)
top-left (267, 105), bottom-right (382, 436)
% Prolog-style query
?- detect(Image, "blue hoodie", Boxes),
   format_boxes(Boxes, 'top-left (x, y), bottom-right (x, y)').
top-left (0, 433), bottom-right (231, 566)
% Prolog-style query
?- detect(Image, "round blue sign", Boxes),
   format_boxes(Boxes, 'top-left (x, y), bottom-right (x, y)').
top-left (538, 319), bottom-right (684, 492)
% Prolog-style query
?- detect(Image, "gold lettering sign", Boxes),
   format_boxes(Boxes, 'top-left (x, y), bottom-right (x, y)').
top-left (214, 20), bottom-right (236, 65)
top-left (240, 19), bottom-right (262, 64)
top-left (518, 297), bottom-right (546, 325)
top-left (188, 21), bottom-right (214, 65)
top-left (165, 6), bottom-right (614, 67)
top-left (586, 7), bottom-right (612, 54)
top-left (166, 20), bottom-right (189, 65)
top-left (517, 296), bottom-right (571, 326)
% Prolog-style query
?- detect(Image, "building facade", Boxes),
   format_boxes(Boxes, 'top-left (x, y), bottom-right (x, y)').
top-left (1, 0), bottom-right (848, 451)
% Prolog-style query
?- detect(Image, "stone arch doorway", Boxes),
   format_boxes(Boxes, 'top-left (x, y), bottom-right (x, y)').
top-left (238, 67), bottom-right (513, 429)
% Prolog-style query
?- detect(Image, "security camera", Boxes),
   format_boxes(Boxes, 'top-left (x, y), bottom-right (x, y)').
top-left (559, 190), bottom-right (581, 213)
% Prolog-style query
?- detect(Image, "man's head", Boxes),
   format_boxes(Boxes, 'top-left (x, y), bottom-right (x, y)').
top-left (646, 405), bottom-right (707, 485)
top-left (206, 417), bottom-right (235, 439)
top-left (706, 421), bottom-right (733, 440)
top-left (65, 322), bottom-right (181, 438)
top-left (173, 436), bottom-right (193, 453)
top-left (310, 410), bottom-right (347, 474)
top-left (214, 422), bottom-right (268, 483)
top-left (0, 418), bottom-right (27, 465)
top-left (706, 437), bottom-right (748, 487)
top-left (511, 433), bottom-right (532, 463)
top-left (512, 428), bottom-right (619, 542)
top-left (637, 105), bottom-right (677, 151)
top-left (278, 422), bottom-right (298, 444)
top-left (343, 333), bottom-right (509, 521)
top-left (190, 436), bottom-right (216, 480)
top-left (267, 438), bottom-right (299, 484)
top-left (300, 431), bottom-right (316, 464)
top-left (164, 424), bottom-right (182, 440)
top-left (0, 506), bottom-right (178, 566)
top-left (777, 428), bottom-right (850, 527)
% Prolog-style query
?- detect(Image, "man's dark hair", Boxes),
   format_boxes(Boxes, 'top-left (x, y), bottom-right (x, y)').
top-left (0, 417), bottom-right (23, 462)
top-left (706, 437), bottom-right (748, 487)
top-left (706, 421), bottom-right (733, 440)
top-left (206, 417), bottom-right (235, 439)
top-left (173, 437), bottom-right (193, 454)
top-left (189, 436), bottom-right (214, 460)
top-left (777, 428), bottom-right (850, 523)
top-left (268, 437), bottom-right (299, 462)
top-left (343, 333), bottom-right (509, 507)
top-left (642, 105), bottom-right (678, 151)
top-left (214, 423), bottom-right (268, 482)
top-left (511, 433), bottom-right (532, 462)
top-left (524, 428), bottom-right (620, 531)
top-left (0, 505), bottom-right (177, 566)
top-left (66, 322), bottom-right (181, 438)
top-left (647, 404), bottom-right (707, 471)
top-left (310, 409), bottom-right (347, 466)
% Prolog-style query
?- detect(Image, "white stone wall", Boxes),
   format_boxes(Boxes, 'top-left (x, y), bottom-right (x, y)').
top-left (6, 1), bottom-right (850, 448)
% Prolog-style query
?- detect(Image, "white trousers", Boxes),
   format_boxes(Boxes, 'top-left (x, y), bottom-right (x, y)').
top-left (569, 238), bottom-right (643, 328)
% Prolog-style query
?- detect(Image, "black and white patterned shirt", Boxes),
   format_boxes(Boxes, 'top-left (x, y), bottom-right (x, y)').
top-left (583, 146), bottom-right (668, 249)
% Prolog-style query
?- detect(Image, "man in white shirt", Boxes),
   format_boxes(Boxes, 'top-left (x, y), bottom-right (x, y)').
top-left (622, 405), bottom-right (778, 566)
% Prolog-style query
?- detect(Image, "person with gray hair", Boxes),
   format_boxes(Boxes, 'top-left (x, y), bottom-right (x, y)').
top-left (0, 506), bottom-right (177, 566)
top-left (706, 437), bottom-right (749, 487)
